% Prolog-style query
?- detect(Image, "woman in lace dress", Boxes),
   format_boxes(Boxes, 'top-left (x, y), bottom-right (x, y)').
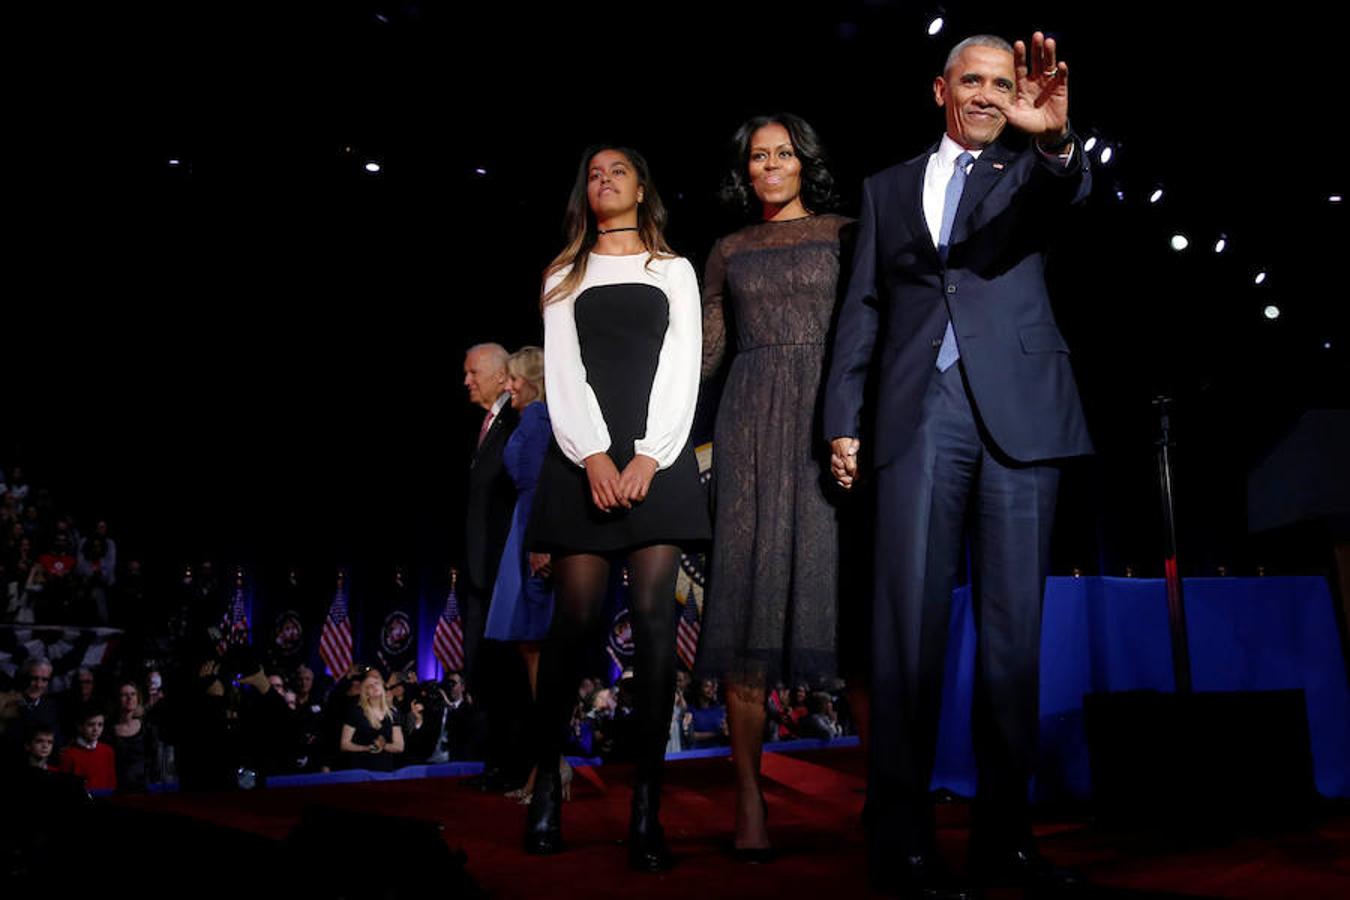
top-left (698, 113), bottom-right (852, 857)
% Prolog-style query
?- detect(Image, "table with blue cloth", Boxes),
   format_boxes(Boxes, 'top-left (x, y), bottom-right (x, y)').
top-left (930, 576), bottom-right (1350, 801)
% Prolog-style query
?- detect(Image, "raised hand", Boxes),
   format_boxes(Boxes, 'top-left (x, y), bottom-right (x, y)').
top-left (996, 31), bottom-right (1070, 143)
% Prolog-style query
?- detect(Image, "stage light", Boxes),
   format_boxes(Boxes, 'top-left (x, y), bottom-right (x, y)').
top-left (1099, 145), bottom-right (1114, 164)
top-left (1324, 340), bottom-right (1333, 350)
top-left (1170, 233), bottom-right (1189, 251)
top-left (1083, 136), bottom-right (1098, 153)
top-left (1330, 194), bottom-right (1343, 203)
top-left (1115, 189), bottom-right (1125, 201)
top-left (1214, 235), bottom-right (1227, 253)
top-left (364, 161), bottom-right (381, 173)
top-left (475, 167), bottom-right (488, 176)
top-left (1254, 271), bottom-right (1267, 285)
top-left (1149, 188), bottom-right (1164, 204)
top-left (1263, 305), bottom-right (1280, 320)
top-left (927, 16), bottom-right (945, 36)
top-left (167, 159), bottom-right (181, 167)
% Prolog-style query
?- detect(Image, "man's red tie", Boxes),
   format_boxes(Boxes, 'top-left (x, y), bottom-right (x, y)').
top-left (477, 408), bottom-right (495, 447)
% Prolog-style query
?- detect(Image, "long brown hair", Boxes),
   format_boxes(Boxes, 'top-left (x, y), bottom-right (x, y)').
top-left (542, 144), bottom-right (675, 308)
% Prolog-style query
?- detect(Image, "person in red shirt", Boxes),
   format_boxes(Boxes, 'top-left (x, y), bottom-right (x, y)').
top-left (55, 707), bottom-right (116, 791)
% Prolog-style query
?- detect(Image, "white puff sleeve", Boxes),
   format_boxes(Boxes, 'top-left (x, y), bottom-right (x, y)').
top-left (633, 257), bottom-right (701, 468)
top-left (543, 272), bottom-right (613, 466)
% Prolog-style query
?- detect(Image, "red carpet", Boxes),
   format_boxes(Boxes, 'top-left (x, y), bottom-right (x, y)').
top-left (108, 745), bottom-right (1350, 899)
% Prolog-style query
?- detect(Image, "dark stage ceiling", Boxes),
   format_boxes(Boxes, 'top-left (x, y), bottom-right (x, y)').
top-left (8, 2), bottom-right (1347, 581)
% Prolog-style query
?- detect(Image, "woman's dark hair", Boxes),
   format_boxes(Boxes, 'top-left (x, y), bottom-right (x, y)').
top-left (542, 144), bottom-right (675, 307)
top-left (719, 113), bottom-right (838, 218)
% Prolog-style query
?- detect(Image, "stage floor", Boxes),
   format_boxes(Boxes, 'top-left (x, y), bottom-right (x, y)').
top-left (105, 745), bottom-right (1350, 899)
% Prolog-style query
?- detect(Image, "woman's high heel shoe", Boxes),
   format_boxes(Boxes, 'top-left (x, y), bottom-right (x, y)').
top-left (560, 757), bottom-right (574, 802)
top-left (516, 759), bottom-right (574, 806)
top-left (732, 790), bottom-right (775, 863)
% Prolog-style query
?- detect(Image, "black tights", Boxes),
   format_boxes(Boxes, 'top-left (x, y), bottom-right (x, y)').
top-left (534, 544), bottom-right (681, 783)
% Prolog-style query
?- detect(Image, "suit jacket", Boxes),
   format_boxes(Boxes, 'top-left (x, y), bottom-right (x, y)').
top-left (464, 402), bottom-right (519, 592)
top-left (824, 138), bottom-right (1093, 466)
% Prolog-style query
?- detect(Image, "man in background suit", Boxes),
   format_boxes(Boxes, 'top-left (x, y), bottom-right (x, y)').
top-left (825, 32), bottom-right (1092, 897)
top-left (462, 342), bottom-right (521, 787)
top-left (463, 341), bottom-right (519, 674)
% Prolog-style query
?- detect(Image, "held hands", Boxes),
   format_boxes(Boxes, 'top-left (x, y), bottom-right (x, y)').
top-left (830, 437), bottom-right (860, 490)
top-left (993, 31), bottom-right (1070, 144)
top-left (584, 453), bottom-right (627, 511)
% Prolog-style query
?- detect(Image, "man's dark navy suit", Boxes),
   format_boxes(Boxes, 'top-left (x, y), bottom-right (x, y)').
top-left (824, 136), bottom-right (1092, 859)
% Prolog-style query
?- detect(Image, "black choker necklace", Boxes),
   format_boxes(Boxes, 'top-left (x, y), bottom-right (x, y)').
top-left (596, 226), bottom-right (639, 235)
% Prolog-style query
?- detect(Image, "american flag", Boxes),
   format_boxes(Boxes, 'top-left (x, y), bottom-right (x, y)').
top-left (675, 596), bottom-right (701, 671)
top-left (320, 576), bottom-right (354, 678)
top-left (433, 580), bottom-right (465, 675)
top-left (217, 581), bottom-right (250, 655)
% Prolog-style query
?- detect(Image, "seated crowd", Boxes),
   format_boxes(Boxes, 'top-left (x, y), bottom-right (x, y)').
top-left (1, 463), bottom-right (852, 798)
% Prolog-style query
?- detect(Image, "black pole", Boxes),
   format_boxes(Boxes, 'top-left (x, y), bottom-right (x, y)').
top-left (1153, 396), bottom-right (1192, 694)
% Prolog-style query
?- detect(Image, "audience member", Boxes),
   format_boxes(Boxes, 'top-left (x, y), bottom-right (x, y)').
top-left (24, 726), bottom-right (55, 770)
top-left (109, 679), bottom-right (162, 791)
top-left (339, 668), bottom-right (405, 771)
top-left (55, 704), bottom-right (117, 791)
top-left (689, 678), bottom-right (729, 749)
top-left (799, 691), bottom-right (843, 740)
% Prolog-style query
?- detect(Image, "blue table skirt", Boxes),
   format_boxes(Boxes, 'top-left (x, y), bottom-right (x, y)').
top-left (931, 576), bottom-right (1350, 800)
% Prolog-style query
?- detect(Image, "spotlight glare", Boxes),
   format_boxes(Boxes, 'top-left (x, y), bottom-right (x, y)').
top-left (1330, 194), bottom-right (1343, 203)
top-left (1149, 188), bottom-right (1164, 204)
top-left (475, 167), bottom-right (488, 176)
top-left (1214, 237), bottom-right (1227, 253)
top-left (1254, 270), bottom-right (1267, 285)
top-left (1115, 189), bottom-right (1125, 201)
top-left (927, 16), bottom-right (944, 36)
top-left (364, 161), bottom-right (381, 173)
top-left (1170, 233), bottom-right (1189, 251)
top-left (1099, 145), bottom-right (1114, 164)
top-left (167, 159), bottom-right (181, 167)
top-left (1263, 305), bottom-right (1281, 320)
top-left (1083, 136), bottom-right (1098, 153)
top-left (1324, 341), bottom-right (1333, 350)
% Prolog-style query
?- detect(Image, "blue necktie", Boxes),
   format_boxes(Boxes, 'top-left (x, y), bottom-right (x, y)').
top-left (936, 151), bottom-right (974, 372)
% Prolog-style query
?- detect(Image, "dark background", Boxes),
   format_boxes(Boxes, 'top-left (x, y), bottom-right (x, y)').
top-left (7, 2), bottom-right (1347, 593)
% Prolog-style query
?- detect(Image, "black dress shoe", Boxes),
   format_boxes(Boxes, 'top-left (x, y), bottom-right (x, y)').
top-left (731, 846), bottom-right (777, 864)
top-left (522, 767), bottom-right (564, 855)
top-left (871, 853), bottom-right (976, 899)
top-left (972, 845), bottom-right (1086, 893)
top-left (627, 779), bottom-right (674, 872)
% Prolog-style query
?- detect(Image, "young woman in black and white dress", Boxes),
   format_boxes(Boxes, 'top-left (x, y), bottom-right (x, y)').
top-left (524, 145), bottom-right (709, 870)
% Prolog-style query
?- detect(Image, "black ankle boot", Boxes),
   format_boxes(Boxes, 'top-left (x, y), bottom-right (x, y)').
top-left (628, 777), bottom-right (674, 871)
top-left (523, 764), bottom-right (563, 854)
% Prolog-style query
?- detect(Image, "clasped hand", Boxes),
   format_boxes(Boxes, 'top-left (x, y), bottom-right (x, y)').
top-left (583, 452), bottom-right (659, 512)
top-left (830, 437), bottom-right (859, 490)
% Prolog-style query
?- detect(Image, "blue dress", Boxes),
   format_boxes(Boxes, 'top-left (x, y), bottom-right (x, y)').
top-left (485, 401), bottom-right (556, 641)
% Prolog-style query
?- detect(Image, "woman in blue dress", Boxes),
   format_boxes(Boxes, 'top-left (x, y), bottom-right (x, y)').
top-left (486, 346), bottom-right (563, 802)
